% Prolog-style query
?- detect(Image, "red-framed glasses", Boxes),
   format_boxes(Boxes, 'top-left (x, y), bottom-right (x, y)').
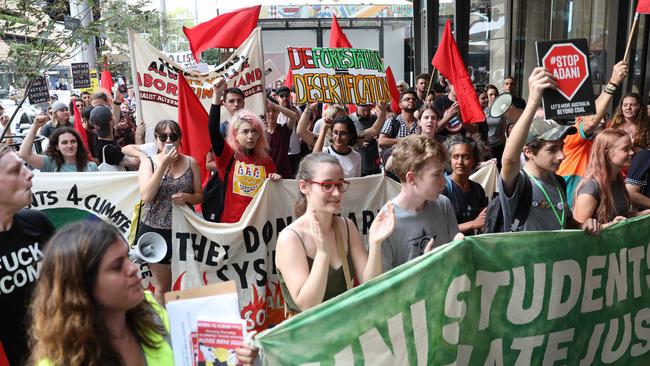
top-left (307, 180), bottom-right (350, 193)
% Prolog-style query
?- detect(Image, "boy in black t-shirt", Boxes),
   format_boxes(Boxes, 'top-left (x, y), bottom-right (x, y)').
top-left (0, 145), bottom-right (55, 365)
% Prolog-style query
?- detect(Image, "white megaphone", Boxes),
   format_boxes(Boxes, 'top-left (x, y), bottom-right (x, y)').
top-left (130, 232), bottom-right (167, 263)
top-left (489, 93), bottom-right (523, 122)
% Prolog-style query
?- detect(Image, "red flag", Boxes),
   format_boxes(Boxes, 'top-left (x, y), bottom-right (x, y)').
top-left (385, 67), bottom-right (402, 114)
top-left (100, 68), bottom-right (114, 95)
top-left (72, 99), bottom-right (90, 154)
top-left (183, 5), bottom-right (261, 63)
top-left (638, 0), bottom-right (650, 13)
top-left (431, 20), bottom-right (484, 123)
top-left (284, 68), bottom-right (293, 89)
top-left (177, 74), bottom-right (211, 185)
top-left (329, 14), bottom-right (352, 48)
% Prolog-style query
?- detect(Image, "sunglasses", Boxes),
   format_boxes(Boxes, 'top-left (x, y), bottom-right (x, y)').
top-left (156, 133), bottom-right (179, 142)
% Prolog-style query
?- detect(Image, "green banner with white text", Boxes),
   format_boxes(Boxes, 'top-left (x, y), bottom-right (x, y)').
top-left (256, 216), bottom-right (650, 365)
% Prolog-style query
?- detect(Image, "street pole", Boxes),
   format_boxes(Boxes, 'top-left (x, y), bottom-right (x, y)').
top-left (69, 0), bottom-right (97, 69)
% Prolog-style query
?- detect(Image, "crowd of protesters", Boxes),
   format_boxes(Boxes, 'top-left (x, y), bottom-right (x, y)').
top-left (2, 54), bottom-right (650, 366)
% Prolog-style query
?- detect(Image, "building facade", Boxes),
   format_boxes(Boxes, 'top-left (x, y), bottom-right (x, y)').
top-left (415, 0), bottom-right (650, 112)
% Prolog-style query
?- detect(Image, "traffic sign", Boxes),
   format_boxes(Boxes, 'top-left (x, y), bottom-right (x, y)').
top-left (536, 39), bottom-right (595, 119)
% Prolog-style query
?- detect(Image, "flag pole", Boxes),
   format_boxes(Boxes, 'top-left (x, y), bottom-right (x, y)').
top-left (127, 29), bottom-right (145, 136)
top-left (623, 13), bottom-right (640, 64)
top-left (426, 66), bottom-right (436, 95)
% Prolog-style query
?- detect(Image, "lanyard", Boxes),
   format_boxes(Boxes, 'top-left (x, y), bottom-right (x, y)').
top-left (524, 169), bottom-right (566, 229)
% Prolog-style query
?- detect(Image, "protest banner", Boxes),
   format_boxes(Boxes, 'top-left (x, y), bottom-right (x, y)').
top-left (30, 172), bottom-right (140, 234)
top-left (287, 47), bottom-right (391, 105)
top-left (536, 38), bottom-right (596, 119)
top-left (71, 62), bottom-right (91, 89)
top-left (27, 76), bottom-right (49, 105)
top-left (172, 174), bottom-right (401, 332)
top-left (128, 28), bottom-right (266, 141)
top-left (256, 216), bottom-right (650, 365)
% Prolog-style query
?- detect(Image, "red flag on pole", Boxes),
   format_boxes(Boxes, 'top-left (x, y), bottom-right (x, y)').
top-left (431, 20), bottom-right (484, 124)
top-left (385, 67), bottom-right (402, 114)
top-left (284, 68), bottom-right (293, 89)
top-left (183, 5), bottom-right (261, 63)
top-left (100, 68), bottom-right (114, 95)
top-left (177, 74), bottom-right (211, 185)
top-left (329, 14), bottom-right (352, 48)
top-left (637, 0), bottom-right (650, 13)
top-left (72, 100), bottom-right (90, 154)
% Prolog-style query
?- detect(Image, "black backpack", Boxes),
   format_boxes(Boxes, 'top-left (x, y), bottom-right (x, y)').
top-left (484, 171), bottom-right (567, 233)
top-left (201, 156), bottom-right (235, 222)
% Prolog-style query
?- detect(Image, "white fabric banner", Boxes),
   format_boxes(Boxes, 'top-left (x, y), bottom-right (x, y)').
top-left (171, 174), bottom-right (401, 332)
top-left (129, 28), bottom-right (266, 140)
top-left (30, 171), bottom-right (140, 235)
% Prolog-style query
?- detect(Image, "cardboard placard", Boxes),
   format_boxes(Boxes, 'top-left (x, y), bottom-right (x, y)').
top-left (27, 76), bottom-right (49, 105)
top-left (165, 281), bottom-right (241, 366)
top-left (71, 62), bottom-right (91, 89)
top-left (536, 38), bottom-right (596, 119)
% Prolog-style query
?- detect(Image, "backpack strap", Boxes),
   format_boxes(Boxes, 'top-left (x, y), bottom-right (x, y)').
top-left (444, 174), bottom-right (453, 195)
top-left (510, 170), bottom-right (533, 232)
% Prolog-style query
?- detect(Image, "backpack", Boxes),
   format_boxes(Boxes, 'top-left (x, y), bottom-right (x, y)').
top-left (483, 170), bottom-right (567, 233)
top-left (201, 156), bottom-right (235, 222)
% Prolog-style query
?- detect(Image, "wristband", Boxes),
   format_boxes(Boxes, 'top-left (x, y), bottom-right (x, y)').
top-left (604, 87), bottom-right (615, 95)
top-left (607, 80), bottom-right (619, 88)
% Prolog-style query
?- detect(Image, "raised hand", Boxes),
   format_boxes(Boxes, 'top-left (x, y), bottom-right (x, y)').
top-left (368, 202), bottom-right (395, 246)
top-left (527, 67), bottom-right (557, 105)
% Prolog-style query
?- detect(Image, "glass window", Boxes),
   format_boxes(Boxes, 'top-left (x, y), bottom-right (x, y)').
top-left (467, 0), bottom-right (507, 87)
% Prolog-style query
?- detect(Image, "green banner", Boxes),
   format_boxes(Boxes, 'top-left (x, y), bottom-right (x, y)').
top-left (256, 216), bottom-right (650, 365)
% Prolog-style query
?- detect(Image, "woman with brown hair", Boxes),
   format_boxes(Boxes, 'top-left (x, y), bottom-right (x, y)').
top-left (138, 119), bottom-right (203, 303)
top-left (607, 92), bottom-right (650, 150)
top-left (276, 153), bottom-right (395, 314)
top-left (29, 220), bottom-right (173, 366)
top-left (19, 115), bottom-right (97, 172)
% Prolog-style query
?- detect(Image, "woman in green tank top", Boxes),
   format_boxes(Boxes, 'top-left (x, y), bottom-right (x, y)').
top-left (276, 153), bottom-right (395, 315)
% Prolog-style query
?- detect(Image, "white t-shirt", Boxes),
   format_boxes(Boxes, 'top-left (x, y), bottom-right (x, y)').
top-left (324, 146), bottom-right (361, 178)
top-left (141, 142), bottom-right (158, 157)
top-left (277, 105), bottom-right (302, 155)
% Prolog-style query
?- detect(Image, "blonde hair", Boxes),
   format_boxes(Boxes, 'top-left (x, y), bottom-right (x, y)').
top-left (391, 134), bottom-right (448, 181)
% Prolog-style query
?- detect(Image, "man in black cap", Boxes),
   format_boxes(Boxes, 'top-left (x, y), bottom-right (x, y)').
top-left (91, 105), bottom-right (138, 169)
top-left (273, 86), bottom-right (301, 176)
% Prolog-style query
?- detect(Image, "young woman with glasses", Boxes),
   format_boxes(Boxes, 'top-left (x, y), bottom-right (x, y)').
top-left (312, 115), bottom-right (362, 178)
top-left (275, 153), bottom-right (395, 315)
top-left (209, 79), bottom-right (281, 224)
top-left (138, 119), bottom-right (203, 303)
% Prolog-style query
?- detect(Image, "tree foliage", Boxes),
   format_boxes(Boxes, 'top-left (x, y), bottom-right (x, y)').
top-left (0, 0), bottom-right (184, 88)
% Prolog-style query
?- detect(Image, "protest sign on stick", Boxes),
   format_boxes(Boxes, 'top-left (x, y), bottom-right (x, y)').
top-left (71, 62), bottom-right (91, 89)
top-left (536, 38), bottom-right (596, 119)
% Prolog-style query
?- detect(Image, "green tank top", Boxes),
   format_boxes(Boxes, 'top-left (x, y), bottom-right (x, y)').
top-left (278, 219), bottom-right (356, 314)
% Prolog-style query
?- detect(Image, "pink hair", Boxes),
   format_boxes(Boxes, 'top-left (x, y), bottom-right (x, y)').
top-left (226, 109), bottom-right (271, 163)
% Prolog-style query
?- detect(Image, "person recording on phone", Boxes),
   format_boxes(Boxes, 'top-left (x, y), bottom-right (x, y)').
top-left (137, 119), bottom-right (203, 304)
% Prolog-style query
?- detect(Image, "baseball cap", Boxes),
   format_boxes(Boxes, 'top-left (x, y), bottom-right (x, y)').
top-left (275, 86), bottom-right (291, 97)
top-left (51, 101), bottom-right (68, 113)
top-left (525, 116), bottom-right (577, 145)
top-left (90, 105), bottom-right (113, 138)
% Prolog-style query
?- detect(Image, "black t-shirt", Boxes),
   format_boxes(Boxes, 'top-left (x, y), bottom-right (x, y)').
top-left (355, 115), bottom-right (381, 176)
top-left (626, 149), bottom-right (650, 198)
top-left (0, 210), bottom-right (54, 366)
top-left (94, 138), bottom-right (124, 165)
top-left (442, 176), bottom-right (488, 226)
